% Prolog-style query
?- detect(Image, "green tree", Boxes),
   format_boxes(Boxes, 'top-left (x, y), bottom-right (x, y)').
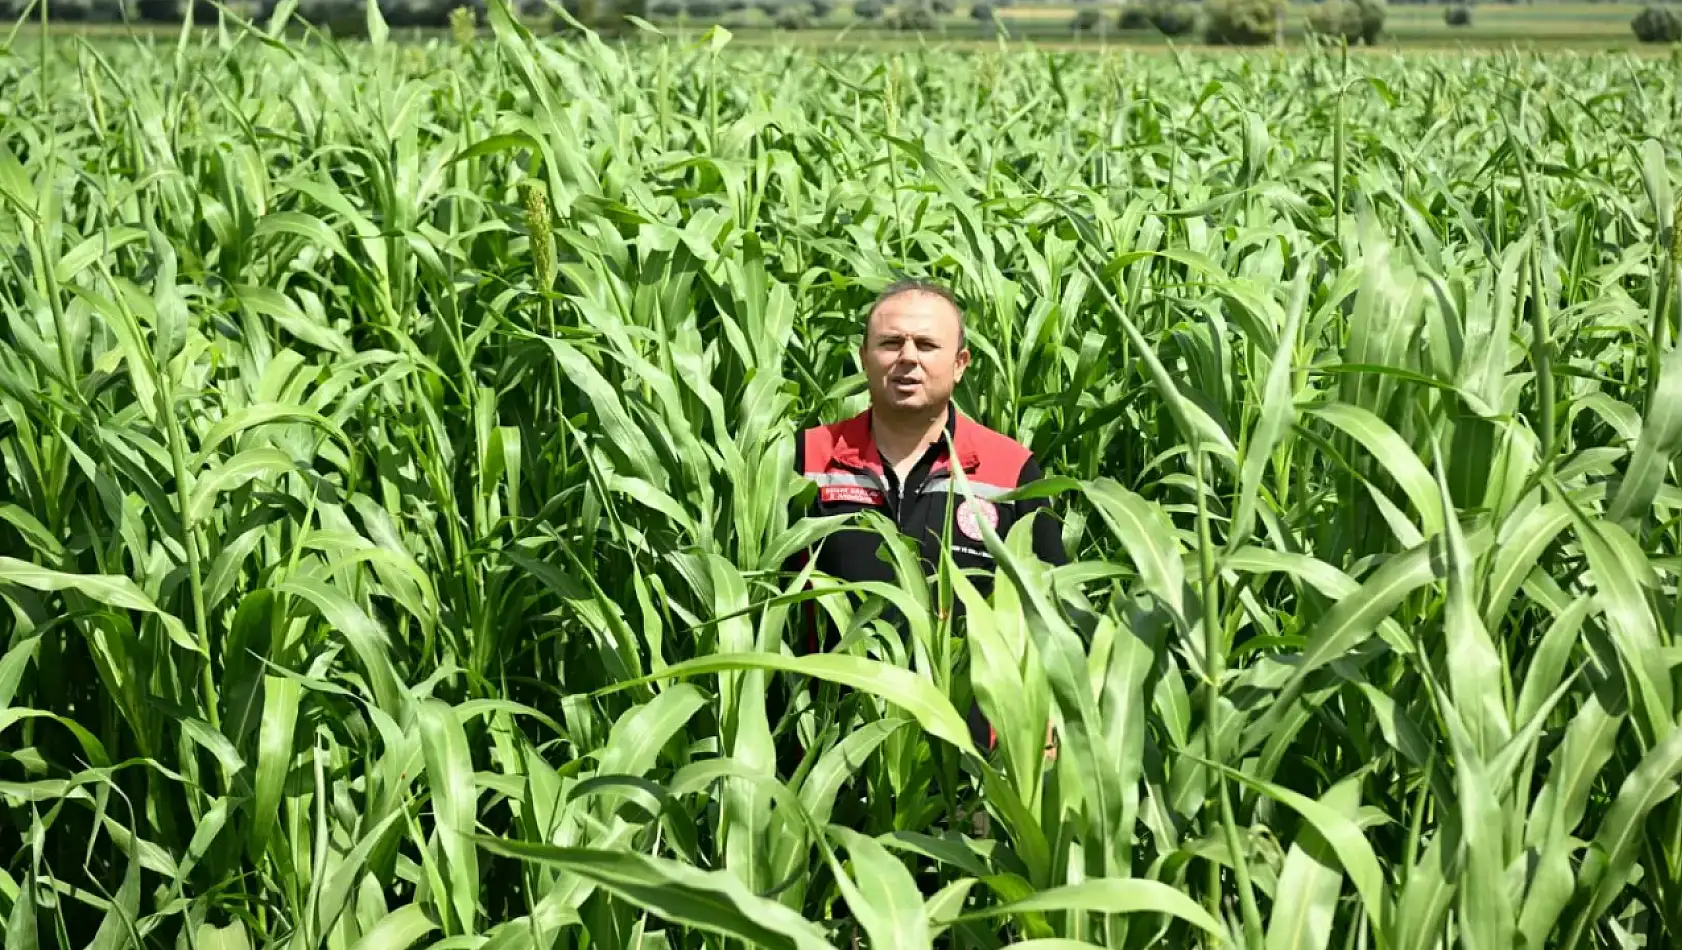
top-left (1309, 0), bottom-right (1384, 43)
top-left (1632, 4), bottom-right (1682, 41)
top-left (1203, 0), bottom-right (1280, 44)
top-left (1148, 0), bottom-right (1196, 34)
top-left (136, 0), bottom-right (224, 21)
top-left (892, 0), bottom-right (934, 28)
top-left (5, 0), bottom-right (95, 19)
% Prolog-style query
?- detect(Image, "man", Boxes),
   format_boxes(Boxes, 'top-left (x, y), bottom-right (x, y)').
top-left (788, 277), bottom-right (1066, 753)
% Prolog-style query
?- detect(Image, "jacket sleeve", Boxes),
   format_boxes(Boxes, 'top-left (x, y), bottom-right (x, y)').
top-left (1014, 455), bottom-right (1067, 567)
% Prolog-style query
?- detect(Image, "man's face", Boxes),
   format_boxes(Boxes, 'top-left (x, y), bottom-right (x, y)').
top-left (861, 291), bottom-right (970, 417)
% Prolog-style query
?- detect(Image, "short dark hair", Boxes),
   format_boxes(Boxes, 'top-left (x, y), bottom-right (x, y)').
top-left (864, 278), bottom-right (967, 349)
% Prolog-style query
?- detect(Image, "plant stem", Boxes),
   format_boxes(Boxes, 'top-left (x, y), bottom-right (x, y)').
top-left (1197, 447), bottom-right (1263, 948)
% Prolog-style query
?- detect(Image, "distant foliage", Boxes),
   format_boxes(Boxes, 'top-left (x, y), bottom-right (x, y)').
top-left (546, 0), bottom-right (646, 32)
top-left (650, 0), bottom-right (681, 13)
top-left (854, 0), bottom-right (882, 17)
top-left (891, 0), bottom-right (934, 28)
top-left (135, 0), bottom-right (226, 22)
top-left (253, 0), bottom-right (491, 29)
top-left (774, 4), bottom-right (810, 25)
top-left (688, 0), bottom-right (721, 15)
top-left (930, 0), bottom-right (953, 12)
top-left (1149, 0), bottom-right (1196, 34)
top-left (391, 0), bottom-right (483, 27)
top-left (969, 0), bottom-right (990, 16)
top-left (1308, 0), bottom-right (1384, 44)
top-left (1355, 0), bottom-right (1384, 42)
top-left (1118, 2), bottom-right (1149, 29)
top-left (2, 0), bottom-right (95, 19)
top-left (1633, 5), bottom-right (1682, 42)
top-left (550, 0), bottom-right (597, 27)
top-left (1071, 7), bottom-right (1099, 30)
top-left (1203, 0), bottom-right (1280, 44)
top-left (1444, 3), bottom-right (1470, 26)
top-left (810, 0), bottom-right (832, 16)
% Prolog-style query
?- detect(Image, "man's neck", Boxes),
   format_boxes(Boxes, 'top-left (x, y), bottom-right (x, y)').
top-left (872, 405), bottom-right (948, 476)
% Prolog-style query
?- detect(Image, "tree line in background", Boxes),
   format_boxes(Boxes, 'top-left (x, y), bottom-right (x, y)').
top-left (629, 0), bottom-right (1680, 45)
top-left (0, 0), bottom-right (599, 27)
top-left (2, 0), bottom-right (1678, 57)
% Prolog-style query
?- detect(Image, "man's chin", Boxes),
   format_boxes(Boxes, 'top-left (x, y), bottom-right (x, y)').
top-left (875, 395), bottom-right (939, 414)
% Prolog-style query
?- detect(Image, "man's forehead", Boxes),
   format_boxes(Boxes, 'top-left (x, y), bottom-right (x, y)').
top-left (867, 291), bottom-right (963, 337)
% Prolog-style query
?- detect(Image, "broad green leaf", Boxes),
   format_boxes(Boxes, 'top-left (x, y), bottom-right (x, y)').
top-left (1311, 403), bottom-right (1444, 538)
top-left (943, 878), bottom-right (1225, 938)
top-left (473, 839), bottom-right (833, 950)
top-left (1608, 342), bottom-right (1682, 526)
top-left (1436, 452), bottom-right (1511, 759)
top-left (1243, 521), bottom-right (1494, 753)
top-left (829, 826), bottom-right (933, 950)
top-left (419, 698), bottom-right (481, 936)
top-left (250, 674), bottom-right (300, 860)
top-left (349, 904), bottom-right (438, 950)
top-left (1265, 778), bottom-right (1361, 950)
top-left (195, 920), bottom-right (253, 950)
top-left (1559, 502), bottom-right (1672, 743)
top-left (191, 401), bottom-right (350, 469)
top-left (0, 557), bottom-right (200, 656)
top-left (1574, 717), bottom-right (1682, 927)
top-left (605, 652), bottom-right (977, 757)
top-left (87, 845), bottom-right (141, 950)
top-left (277, 578), bottom-right (404, 716)
top-left (1209, 761), bottom-right (1390, 941)
top-left (1233, 272), bottom-right (1308, 548)
top-left (189, 448), bottom-right (296, 522)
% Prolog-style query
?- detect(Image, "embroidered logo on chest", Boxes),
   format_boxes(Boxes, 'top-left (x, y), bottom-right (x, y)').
top-left (955, 498), bottom-right (999, 541)
top-left (820, 485), bottom-right (886, 506)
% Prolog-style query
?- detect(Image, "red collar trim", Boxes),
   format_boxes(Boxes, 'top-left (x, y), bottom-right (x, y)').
top-left (827, 408), bottom-right (980, 473)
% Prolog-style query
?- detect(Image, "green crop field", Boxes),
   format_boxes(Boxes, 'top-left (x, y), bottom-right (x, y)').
top-left (4, 4), bottom-right (1682, 948)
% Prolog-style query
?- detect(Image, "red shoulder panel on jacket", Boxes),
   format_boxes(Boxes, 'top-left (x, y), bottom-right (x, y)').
top-left (954, 414), bottom-right (1032, 486)
top-left (801, 411), bottom-right (878, 474)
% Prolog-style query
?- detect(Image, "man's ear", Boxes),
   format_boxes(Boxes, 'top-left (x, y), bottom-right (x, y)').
top-left (954, 345), bottom-right (971, 382)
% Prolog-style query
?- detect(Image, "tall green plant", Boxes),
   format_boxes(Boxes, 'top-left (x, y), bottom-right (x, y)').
top-left (3, 8), bottom-right (1682, 950)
